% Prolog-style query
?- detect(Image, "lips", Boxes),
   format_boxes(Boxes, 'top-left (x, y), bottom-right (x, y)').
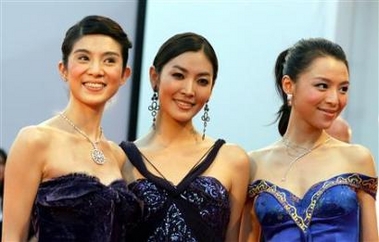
top-left (83, 82), bottom-right (106, 91)
top-left (175, 99), bottom-right (195, 109)
top-left (319, 107), bottom-right (338, 118)
top-left (319, 108), bottom-right (338, 114)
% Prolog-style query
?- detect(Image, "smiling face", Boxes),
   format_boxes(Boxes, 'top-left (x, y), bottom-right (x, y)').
top-left (59, 34), bottom-right (130, 108)
top-left (284, 56), bottom-right (349, 130)
top-left (151, 50), bottom-right (214, 124)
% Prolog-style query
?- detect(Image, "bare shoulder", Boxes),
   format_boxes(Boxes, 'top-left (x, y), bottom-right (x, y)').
top-left (341, 143), bottom-right (376, 176)
top-left (248, 143), bottom-right (277, 165)
top-left (13, 125), bottom-right (52, 149)
top-left (118, 141), bottom-right (137, 183)
top-left (219, 142), bottom-right (250, 169)
top-left (7, 125), bottom-right (54, 171)
top-left (107, 140), bottom-right (127, 167)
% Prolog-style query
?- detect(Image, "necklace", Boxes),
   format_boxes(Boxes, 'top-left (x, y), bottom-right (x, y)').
top-left (59, 112), bottom-right (106, 165)
top-left (281, 137), bottom-right (331, 182)
top-left (282, 137), bottom-right (311, 157)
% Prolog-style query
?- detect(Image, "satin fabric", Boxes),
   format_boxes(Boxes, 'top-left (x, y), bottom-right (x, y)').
top-left (248, 173), bottom-right (377, 242)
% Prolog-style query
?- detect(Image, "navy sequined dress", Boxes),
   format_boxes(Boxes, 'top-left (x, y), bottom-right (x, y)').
top-left (120, 139), bottom-right (230, 242)
top-left (31, 173), bottom-right (142, 242)
top-left (248, 173), bottom-right (377, 241)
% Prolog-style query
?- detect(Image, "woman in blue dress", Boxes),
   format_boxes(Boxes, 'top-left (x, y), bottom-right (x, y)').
top-left (120, 32), bottom-right (250, 242)
top-left (240, 38), bottom-right (378, 242)
top-left (3, 15), bottom-right (141, 241)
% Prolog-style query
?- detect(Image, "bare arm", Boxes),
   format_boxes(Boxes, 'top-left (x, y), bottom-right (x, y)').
top-left (239, 201), bottom-right (261, 242)
top-left (239, 152), bottom-right (261, 242)
top-left (2, 127), bottom-right (45, 242)
top-left (224, 145), bottom-right (250, 242)
top-left (359, 191), bottom-right (378, 241)
top-left (356, 148), bottom-right (378, 241)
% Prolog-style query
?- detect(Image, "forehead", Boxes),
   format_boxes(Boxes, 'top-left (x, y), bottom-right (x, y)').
top-left (71, 34), bottom-right (121, 54)
top-left (165, 51), bottom-right (213, 72)
top-left (302, 56), bottom-right (349, 81)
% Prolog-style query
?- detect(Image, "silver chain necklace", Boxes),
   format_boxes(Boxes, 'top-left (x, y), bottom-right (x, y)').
top-left (59, 112), bottom-right (106, 165)
top-left (281, 137), bottom-right (331, 182)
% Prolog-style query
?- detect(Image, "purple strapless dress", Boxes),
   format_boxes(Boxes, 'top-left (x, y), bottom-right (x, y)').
top-left (32, 173), bottom-right (142, 242)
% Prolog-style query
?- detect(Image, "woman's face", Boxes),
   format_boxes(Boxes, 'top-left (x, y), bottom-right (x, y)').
top-left (152, 51), bottom-right (214, 124)
top-left (291, 56), bottom-right (349, 130)
top-left (59, 34), bottom-right (130, 108)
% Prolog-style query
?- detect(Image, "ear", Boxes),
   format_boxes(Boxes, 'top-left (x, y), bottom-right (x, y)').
top-left (58, 61), bottom-right (68, 81)
top-left (120, 66), bottom-right (131, 86)
top-left (281, 75), bottom-right (294, 95)
top-left (149, 66), bottom-right (159, 90)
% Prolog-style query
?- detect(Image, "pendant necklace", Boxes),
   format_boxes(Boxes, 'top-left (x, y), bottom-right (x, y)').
top-left (59, 112), bottom-right (106, 165)
top-left (281, 136), bottom-right (331, 182)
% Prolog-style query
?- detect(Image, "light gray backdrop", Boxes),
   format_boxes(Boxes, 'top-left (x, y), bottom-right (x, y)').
top-left (1, 1), bottom-right (139, 151)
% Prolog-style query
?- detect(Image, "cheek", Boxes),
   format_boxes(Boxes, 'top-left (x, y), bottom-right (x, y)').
top-left (108, 67), bottom-right (124, 80)
top-left (67, 63), bottom-right (85, 78)
top-left (339, 95), bottom-right (348, 108)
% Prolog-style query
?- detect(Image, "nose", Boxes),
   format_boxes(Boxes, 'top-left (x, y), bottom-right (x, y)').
top-left (325, 89), bottom-right (339, 105)
top-left (88, 60), bottom-right (104, 77)
top-left (181, 79), bottom-right (195, 96)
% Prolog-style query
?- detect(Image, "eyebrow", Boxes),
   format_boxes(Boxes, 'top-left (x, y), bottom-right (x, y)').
top-left (172, 65), bottom-right (211, 77)
top-left (317, 77), bottom-right (350, 85)
top-left (73, 49), bottom-right (121, 57)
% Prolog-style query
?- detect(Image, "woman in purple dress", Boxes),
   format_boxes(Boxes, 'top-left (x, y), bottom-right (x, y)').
top-left (120, 32), bottom-right (250, 242)
top-left (240, 38), bottom-right (378, 242)
top-left (3, 15), bottom-right (141, 241)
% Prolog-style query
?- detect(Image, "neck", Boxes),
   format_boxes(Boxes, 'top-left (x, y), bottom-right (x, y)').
top-left (145, 120), bottom-right (201, 148)
top-left (61, 105), bottom-right (103, 141)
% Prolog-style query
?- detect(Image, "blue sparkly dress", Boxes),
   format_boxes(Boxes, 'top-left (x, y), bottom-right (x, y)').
top-left (248, 173), bottom-right (377, 242)
top-left (31, 173), bottom-right (142, 242)
top-left (120, 139), bottom-right (230, 242)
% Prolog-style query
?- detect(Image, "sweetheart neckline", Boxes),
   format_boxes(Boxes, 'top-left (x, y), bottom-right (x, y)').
top-left (40, 172), bottom-right (125, 187)
top-left (250, 172), bottom-right (377, 200)
top-left (128, 175), bottom-right (228, 192)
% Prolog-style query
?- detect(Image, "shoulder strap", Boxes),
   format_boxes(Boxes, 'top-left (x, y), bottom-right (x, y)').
top-left (345, 173), bottom-right (378, 199)
top-left (176, 139), bottom-right (225, 192)
top-left (120, 141), bottom-right (175, 191)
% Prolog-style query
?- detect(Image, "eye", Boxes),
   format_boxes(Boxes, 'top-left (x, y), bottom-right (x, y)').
top-left (77, 55), bottom-right (89, 62)
top-left (339, 85), bottom-right (349, 94)
top-left (104, 57), bottom-right (117, 65)
top-left (315, 83), bottom-right (328, 90)
top-left (172, 72), bottom-right (184, 80)
top-left (197, 78), bottom-right (210, 86)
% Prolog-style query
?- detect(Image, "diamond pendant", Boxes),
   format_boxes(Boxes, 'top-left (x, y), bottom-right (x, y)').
top-left (91, 148), bottom-right (106, 165)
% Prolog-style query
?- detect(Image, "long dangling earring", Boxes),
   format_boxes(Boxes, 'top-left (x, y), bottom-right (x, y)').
top-left (148, 89), bottom-right (159, 129)
top-left (287, 94), bottom-right (293, 106)
top-left (201, 103), bottom-right (210, 140)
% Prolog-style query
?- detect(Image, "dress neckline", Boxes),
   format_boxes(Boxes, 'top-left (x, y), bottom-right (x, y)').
top-left (124, 139), bottom-right (226, 195)
top-left (250, 172), bottom-right (377, 200)
top-left (40, 172), bottom-right (124, 187)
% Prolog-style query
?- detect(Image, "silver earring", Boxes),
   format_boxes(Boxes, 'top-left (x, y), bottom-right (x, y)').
top-left (287, 94), bottom-right (293, 106)
top-left (201, 103), bottom-right (210, 140)
top-left (148, 89), bottom-right (159, 129)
